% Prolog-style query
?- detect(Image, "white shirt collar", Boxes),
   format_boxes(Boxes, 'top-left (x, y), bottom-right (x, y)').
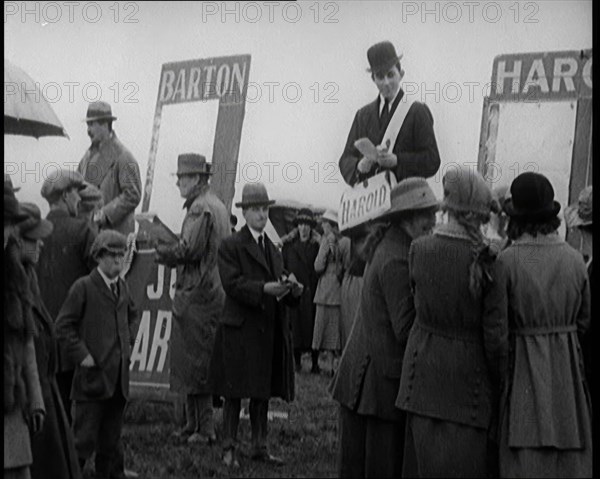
top-left (97, 266), bottom-right (119, 290)
top-left (247, 226), bottom-right (265, 244)
top-left (379, 87), bottom-right (401, 115)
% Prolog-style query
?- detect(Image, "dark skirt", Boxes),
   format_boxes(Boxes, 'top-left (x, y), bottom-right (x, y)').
top-left (403, 413), bottom-right (491, 478)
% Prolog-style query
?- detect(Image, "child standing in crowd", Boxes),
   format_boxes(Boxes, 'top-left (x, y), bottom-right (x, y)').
top-left (312, 209), bottom-right (350, 375)
top-left (56, 230), bottom-right (139, 479)
top-left (397, 167), bottom-right (507, 477)
top-left (496, 173), bottom-right (592, 477)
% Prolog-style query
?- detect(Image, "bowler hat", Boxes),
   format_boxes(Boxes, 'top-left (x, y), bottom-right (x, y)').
top-left (321, 209), bottom-right (338, 226)
top-left (91, 229), bottom-right (127, 260)
top-left (294, 208), bottom-right (316, 227)
top-left (17, 203), bottom-right (54, 240)
top-left (4, 174), bottom-right (20, 192)
top-left (84, 101), bottom-right (117, 123)
top-left (442, 166), bottom-right (493, 216)
top-left (503, 172), bottom-right (561, 221)
top-left (367, 41), bottom-right (403, 76)
top-left (380, 177), bottom-right (439, 222)
top-left (564, 185), bottom-right (592, 228)
top-left (41, 169), bottom-right (86, 203)
top-left (4, 182), bottom-right (28, 223)
top-left (174, 153), bottom-right (212, 176)
top-left (235, 183), bottom-right (275, 208)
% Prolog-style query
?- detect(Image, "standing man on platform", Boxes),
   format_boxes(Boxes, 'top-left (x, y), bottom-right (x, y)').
top-left (78, 101), bottom-right (142, 236)
top-left (155, 153), bottom-right (230, 444)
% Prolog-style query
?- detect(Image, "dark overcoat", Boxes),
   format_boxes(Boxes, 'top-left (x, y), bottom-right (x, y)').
top-left (26, 266), bottom-right (81, 479)
top-left (282, 236), bottom-right (319, 350)
top-left (56, 269), bottom-right (139, 401)
top-left (209, 225), bottom-right (298, 401)
top-left (78, 132), bottom-right (142, 235)
top-left (331, 226), bottom-right (415, 422)
top-left (37, 209), bottom-right (97, 372)
top-left (338, 90), bottom-right (441, 186)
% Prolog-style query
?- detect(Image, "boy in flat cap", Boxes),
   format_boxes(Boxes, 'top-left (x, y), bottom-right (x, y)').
top-left (56, 230), bottom-right (139, 479)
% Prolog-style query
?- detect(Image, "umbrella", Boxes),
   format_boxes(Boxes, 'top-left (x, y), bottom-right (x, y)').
top-left (4, 59), bottom-right (68, 139)
top-left (268, 199), bottom-right (327, 238)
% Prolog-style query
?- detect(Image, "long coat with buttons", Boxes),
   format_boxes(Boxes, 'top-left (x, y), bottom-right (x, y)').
top-left (330, 226), bottom-right (415, 421)
top-left (56, 269), bottom-right (139, 401)
top-left (396, 224), bottom-right (507, 431)
top-left (209, 225), bottom-right (299, 401)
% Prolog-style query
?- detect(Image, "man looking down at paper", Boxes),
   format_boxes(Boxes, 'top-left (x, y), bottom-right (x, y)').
top-left (339, 41), bottom-right (441, 186)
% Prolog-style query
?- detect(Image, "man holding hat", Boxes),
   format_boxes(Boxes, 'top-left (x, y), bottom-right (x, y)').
top-left (56, 229), bottom-right (139, 479)
top-left (154, 153), bottom-right (230, 444)
top-left (37, 169), bottom-right (98, 423)
top-left (339, 41), bottom-right (440, 186)
top-left (78, 101), bottom-right (142, 235)
top-left (209, 182), bottom-right (304, 468)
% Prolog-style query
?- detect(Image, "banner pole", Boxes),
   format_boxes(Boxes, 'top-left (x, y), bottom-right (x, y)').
top-left (141, 102), bottom-right (163, 212)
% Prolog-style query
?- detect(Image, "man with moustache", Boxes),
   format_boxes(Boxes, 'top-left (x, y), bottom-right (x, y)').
top-left (78, 101), bottom-right (142, 236)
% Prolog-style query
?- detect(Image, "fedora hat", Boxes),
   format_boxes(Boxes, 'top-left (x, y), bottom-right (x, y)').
top-left (84, 101), bottom-right (117, 123)
top-left (320, 209), bottom-right (338, 226)
top-left (4, 182), bottom-right (28, 223)
top-left (503, 172), bottom-right (561, 221)
top-left (294, 208), bottom-right (316, 227)
top-left (380, 177), bottom-right (438, 221)
top-left (367, 41), bottom-right (403, 76)
top-left (174, 153), bottom-right (212, 176)
top-left (235, 183), bottom-right (275, 208)
top-left (91, 229), bottom-right (128, 260)
top-left (17, 202), bottom-right (54, 240)
top-left (442, 166), bottom-right (493, 216)
top-left (41, 169), bottom-right (86, 203)
top-left (564, 185), bottom-right (592, 228)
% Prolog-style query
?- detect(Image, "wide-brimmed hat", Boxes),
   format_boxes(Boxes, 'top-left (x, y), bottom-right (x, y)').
top-left (174, 153), bottom-right (212, 176)
top-left (367, 41), bottom-right (403, 76)
top-left (320, 209), bottom-right (338, 226)
top-left (235, 183), bottom-right (275, 208)
top-left (17, 202), bottom-right (54, 240)
top-left (564, 185), bottom-right (592, 228)
top-left (91, 229), bottom-right (127, 260)
top-left (504, 172), bottom-right (561, 221)
top-left (41, 169), bottom-right (86, 203)
top-left (379, 177), bottom-right (438, 221)
top-left (84, 101), bottom-right (117, 123)
top-left (294, 208), bottom-right (316, 227)
top-left (442, 166), bottom-right (493, 216)
top-left (4, 182), bottom-right (28, 223)
top-left (4, 174), bottom-right (20, 192)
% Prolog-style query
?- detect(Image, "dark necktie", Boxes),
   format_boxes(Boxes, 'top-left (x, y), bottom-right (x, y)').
top-left (258, 235), bottom-right (272, 273)
top-left (380, 98), bottom-right (391, 128)
top-left (111, 281), bottom-right (119, 299)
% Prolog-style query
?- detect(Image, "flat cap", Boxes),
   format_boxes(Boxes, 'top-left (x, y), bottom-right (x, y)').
top-left (17, 202), bottom-right (54, 240)
top-left (91, 229), bottom-right (128, 259)
top-left (41, 169), bottom-right (86, 203)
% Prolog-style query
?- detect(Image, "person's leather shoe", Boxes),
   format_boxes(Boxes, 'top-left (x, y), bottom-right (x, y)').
top-left (222, 448), bottom-right (240, 468)
top-left (251, 450), bottom-right (285, 466)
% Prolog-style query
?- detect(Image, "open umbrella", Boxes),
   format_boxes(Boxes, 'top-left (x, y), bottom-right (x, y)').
top-left (4, 59), bottom-right (68, 139)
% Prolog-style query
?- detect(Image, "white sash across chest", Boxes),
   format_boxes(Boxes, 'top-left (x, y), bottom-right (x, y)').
top-left (380, 93), bottom-right (415, 151)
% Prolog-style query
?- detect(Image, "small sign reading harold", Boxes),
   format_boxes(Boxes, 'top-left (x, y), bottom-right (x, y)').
top-left (339, 149), bottom-right (397, 232)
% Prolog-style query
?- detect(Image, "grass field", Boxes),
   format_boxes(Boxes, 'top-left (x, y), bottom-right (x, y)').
top-left (118, 357), bottom-right (339, 478)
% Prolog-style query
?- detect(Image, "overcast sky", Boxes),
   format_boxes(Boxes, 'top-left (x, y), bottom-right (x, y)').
top-left (4, 1), bottom-right (592, 231)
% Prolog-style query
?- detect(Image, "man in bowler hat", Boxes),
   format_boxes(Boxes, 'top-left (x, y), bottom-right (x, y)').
top-left (154, 153), bottom-right (230, 444)
top-left (209, 183), bottom-right (304, 468)
top-left (78, 101), bottom-right (142, 235)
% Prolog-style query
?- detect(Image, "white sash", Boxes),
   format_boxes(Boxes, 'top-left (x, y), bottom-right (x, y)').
top-left (380, 93), bottom-right (415, 151)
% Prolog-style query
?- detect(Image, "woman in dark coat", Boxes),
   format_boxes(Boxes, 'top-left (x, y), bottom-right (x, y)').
top-left (330, 178), bottom-right (438, 478)
top-left (496, 173), bottom-right (591, 478)
top-left (282, 209), bottom-right (320, 373)
top-left (17, 202), bottom-right (82, 479)
top-left (396, 167), bottom-right (507, 478)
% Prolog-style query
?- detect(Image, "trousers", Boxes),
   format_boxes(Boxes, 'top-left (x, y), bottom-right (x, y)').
top-left (221, 398), bottom-right (269, 452)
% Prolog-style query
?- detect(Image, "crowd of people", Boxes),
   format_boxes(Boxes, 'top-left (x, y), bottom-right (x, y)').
top-left (3, 39), bottom-right (593, 479)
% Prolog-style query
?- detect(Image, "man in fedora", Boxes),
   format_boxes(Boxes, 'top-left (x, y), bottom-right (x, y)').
top-left (209, 182), bottom-right (304, 468)
top-left (339, 41), bottom-right (441, 186)
top-left (155, 153), bottom-right (230, 444)
top-left (78, 101), bottom-right (142, 235)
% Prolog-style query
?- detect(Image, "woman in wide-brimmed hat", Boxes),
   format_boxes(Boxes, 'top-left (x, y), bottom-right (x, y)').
top-left (330, 177), bottom-right (438, 478)
top-left (312, 209), bottom-right (350, 375)
top-left (495, 172), bottom-right (591, 478)
top-left (4, 184), bottom-right (46, 479)
top-left (17, 203), bottom-right (82, 479)
top-left (396, 166), bottom-right (506, 477)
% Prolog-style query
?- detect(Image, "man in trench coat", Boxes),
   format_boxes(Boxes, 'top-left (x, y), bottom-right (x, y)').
top-left (209, 183), bottom-right (304, 468)
top-left (155, 153), bottom-right (230, 444)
